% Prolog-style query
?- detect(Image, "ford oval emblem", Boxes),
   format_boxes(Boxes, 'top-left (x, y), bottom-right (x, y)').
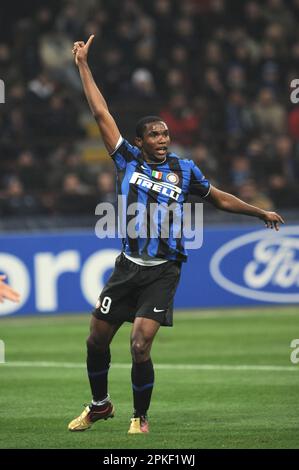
top-left (210, 226), bottom-right (299, 303)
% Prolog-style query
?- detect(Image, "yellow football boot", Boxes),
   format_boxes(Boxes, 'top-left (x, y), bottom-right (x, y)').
top-left (128, 416), bottom-right (149, 434)
top-left (68, 401), bottom-right (115, 432)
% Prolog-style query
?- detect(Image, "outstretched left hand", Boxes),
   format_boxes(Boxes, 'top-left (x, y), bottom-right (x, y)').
top-left (260, 211), bottom-right (285, 231)
top-left (0, 275), bottom-right (20, 303)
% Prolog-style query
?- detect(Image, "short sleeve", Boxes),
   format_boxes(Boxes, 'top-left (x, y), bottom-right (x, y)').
top-left (188, 161), bottom-right (211, 198)
top-left (110, 138), bottom-right (140, 170)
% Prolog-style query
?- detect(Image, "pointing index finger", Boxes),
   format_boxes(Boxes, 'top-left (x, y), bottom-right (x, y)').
top-left (86, 35), bottom-right (95, 49)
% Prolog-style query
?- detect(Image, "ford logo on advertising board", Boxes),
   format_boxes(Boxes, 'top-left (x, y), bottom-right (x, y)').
top-left (210, 226), bottom-right (299, 303)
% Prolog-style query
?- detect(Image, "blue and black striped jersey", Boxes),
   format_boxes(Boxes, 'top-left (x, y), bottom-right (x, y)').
top-left (111, 138), bottom-right (211, 262)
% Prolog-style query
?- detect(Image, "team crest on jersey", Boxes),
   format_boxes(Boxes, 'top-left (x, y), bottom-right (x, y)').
top-left (166, 173), bottom-right (179, 185)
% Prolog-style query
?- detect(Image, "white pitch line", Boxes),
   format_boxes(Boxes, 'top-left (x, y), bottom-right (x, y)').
top-left (1, 361), bottom-right (298, 372)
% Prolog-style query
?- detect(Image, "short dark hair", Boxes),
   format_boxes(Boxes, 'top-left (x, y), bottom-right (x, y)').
top-left (135, 116), bottom-right (164, 138)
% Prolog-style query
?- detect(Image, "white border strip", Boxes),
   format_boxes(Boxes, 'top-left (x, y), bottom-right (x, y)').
top-left (2, 361), bottom-right (298, 372)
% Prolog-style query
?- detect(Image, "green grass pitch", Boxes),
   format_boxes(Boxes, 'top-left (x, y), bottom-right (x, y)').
top-left (0, 307), bottom-right (298, 449)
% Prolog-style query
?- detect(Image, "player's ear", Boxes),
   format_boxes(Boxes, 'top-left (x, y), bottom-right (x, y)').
top-left (135, 137), bottom-right (143, 149)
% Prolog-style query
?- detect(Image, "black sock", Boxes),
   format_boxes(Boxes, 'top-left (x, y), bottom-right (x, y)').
top-left (131, 358), bottom-right (154, 417)
top-left (87, 345), bottom-right (111, 402)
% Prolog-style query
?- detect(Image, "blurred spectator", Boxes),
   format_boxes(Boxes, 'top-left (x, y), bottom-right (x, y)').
top-left (268, 174), bottom-right (299, 208)
top-left (164, 68), bottom-right (188, 98)
top-left (55, 2), bottom-right (82, 39)
top-left (260, 61), bottom-right (281, 94)
top-left (100, 46), bottom-right (128, 97)
top-left (288, 106), bottom-right (299, 141)
top-left (204, 41), bottom-right (224, 71)
top-left (13, 19), bottom-right (41, 80)
top-left (114, 67), bottom-right (161, 138)
top-left (97, 171), bottom-right (116, 204)
top-left (64, 152), bottom-right (94, 185)
top-left (27, 72), bottom-right (55, 101)
top-left (134, 41), bottom-right (156, 70)
top-left (269, 135), bottom-right (299, 183)
top-left (202, 68), bottom-right (225, 102)
top-left (152, 0), bottom-right (174, 53)
top-left (61, 173), bottom-right (90, 195)
top-left (202, 0), bottom-right (230, 36)
top-left (44, 95), bottom-right (84, 142)
top-left (237, 180), bottom-right (274, 211)
top-left (230, 156), bottom-right (252, 188)
top-left (115, 19), bottom-right (139, 56)
top-left (227, 65), bottom-right (247, 93)
top-left (226, 91), bottom-right (255, 139)
top-left (253, 88), bottom-right (286, 133)
top-left (39, 32), bottom-right (81, 89)
top-left (200, 68), bottom-right (226, 138)
top-left (131, 68), bottom-right (156, 99)
top-left (160, 93), bottom-right (200, 147)
top-left (0, 43), bottom-right (16, 83)
top-left (264, 0), bottom-right (295, 32)
top-left (174, 17), bottom-right (198, 54)
top-left (26, 73), bottom-right (56, 141)
top-left (191, 143), bottom-right (218, 182)
top-left (246, 138), bottom-right (271, 183)
top-left (137, 15), bottom-right (156, 46)
top-left (56, 173), bottom-right (97, 215)
top-left (0, 177), bottom-right (45, 216)
top-left (16, 150), bottom-right (45, 191)
top-left (243, 1), bottom-right (266, 40)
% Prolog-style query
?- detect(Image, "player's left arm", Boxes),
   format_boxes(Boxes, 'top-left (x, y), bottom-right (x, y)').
top-left (206, 186), bottom-right (285, 231)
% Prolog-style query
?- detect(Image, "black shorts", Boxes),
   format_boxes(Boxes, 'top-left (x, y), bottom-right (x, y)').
top-left (92, 253), bottom-right (182, 327)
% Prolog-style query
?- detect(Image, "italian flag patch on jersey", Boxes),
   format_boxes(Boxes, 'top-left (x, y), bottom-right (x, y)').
top-left (152, 170), bottom-right (163, 180)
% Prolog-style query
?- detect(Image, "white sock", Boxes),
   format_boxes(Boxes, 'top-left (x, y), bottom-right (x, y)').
top-left (92, 395), bottom-right (110, 406)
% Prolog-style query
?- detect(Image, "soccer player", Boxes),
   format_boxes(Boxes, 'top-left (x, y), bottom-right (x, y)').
top-left (0, 275), bottom-right (20, 303)
top-left (68, 35), bottom-right (284, 434)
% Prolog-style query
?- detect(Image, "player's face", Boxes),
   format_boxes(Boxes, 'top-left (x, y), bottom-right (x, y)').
top-left (140, 121), bottom-right (171, 161)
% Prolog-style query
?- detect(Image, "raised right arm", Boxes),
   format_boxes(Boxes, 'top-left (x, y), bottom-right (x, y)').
top-left (73, 35), bottom-right (121, 154)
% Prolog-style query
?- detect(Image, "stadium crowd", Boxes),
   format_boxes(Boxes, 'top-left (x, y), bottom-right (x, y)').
top-left (1, 0), bottom-right (299, 217)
